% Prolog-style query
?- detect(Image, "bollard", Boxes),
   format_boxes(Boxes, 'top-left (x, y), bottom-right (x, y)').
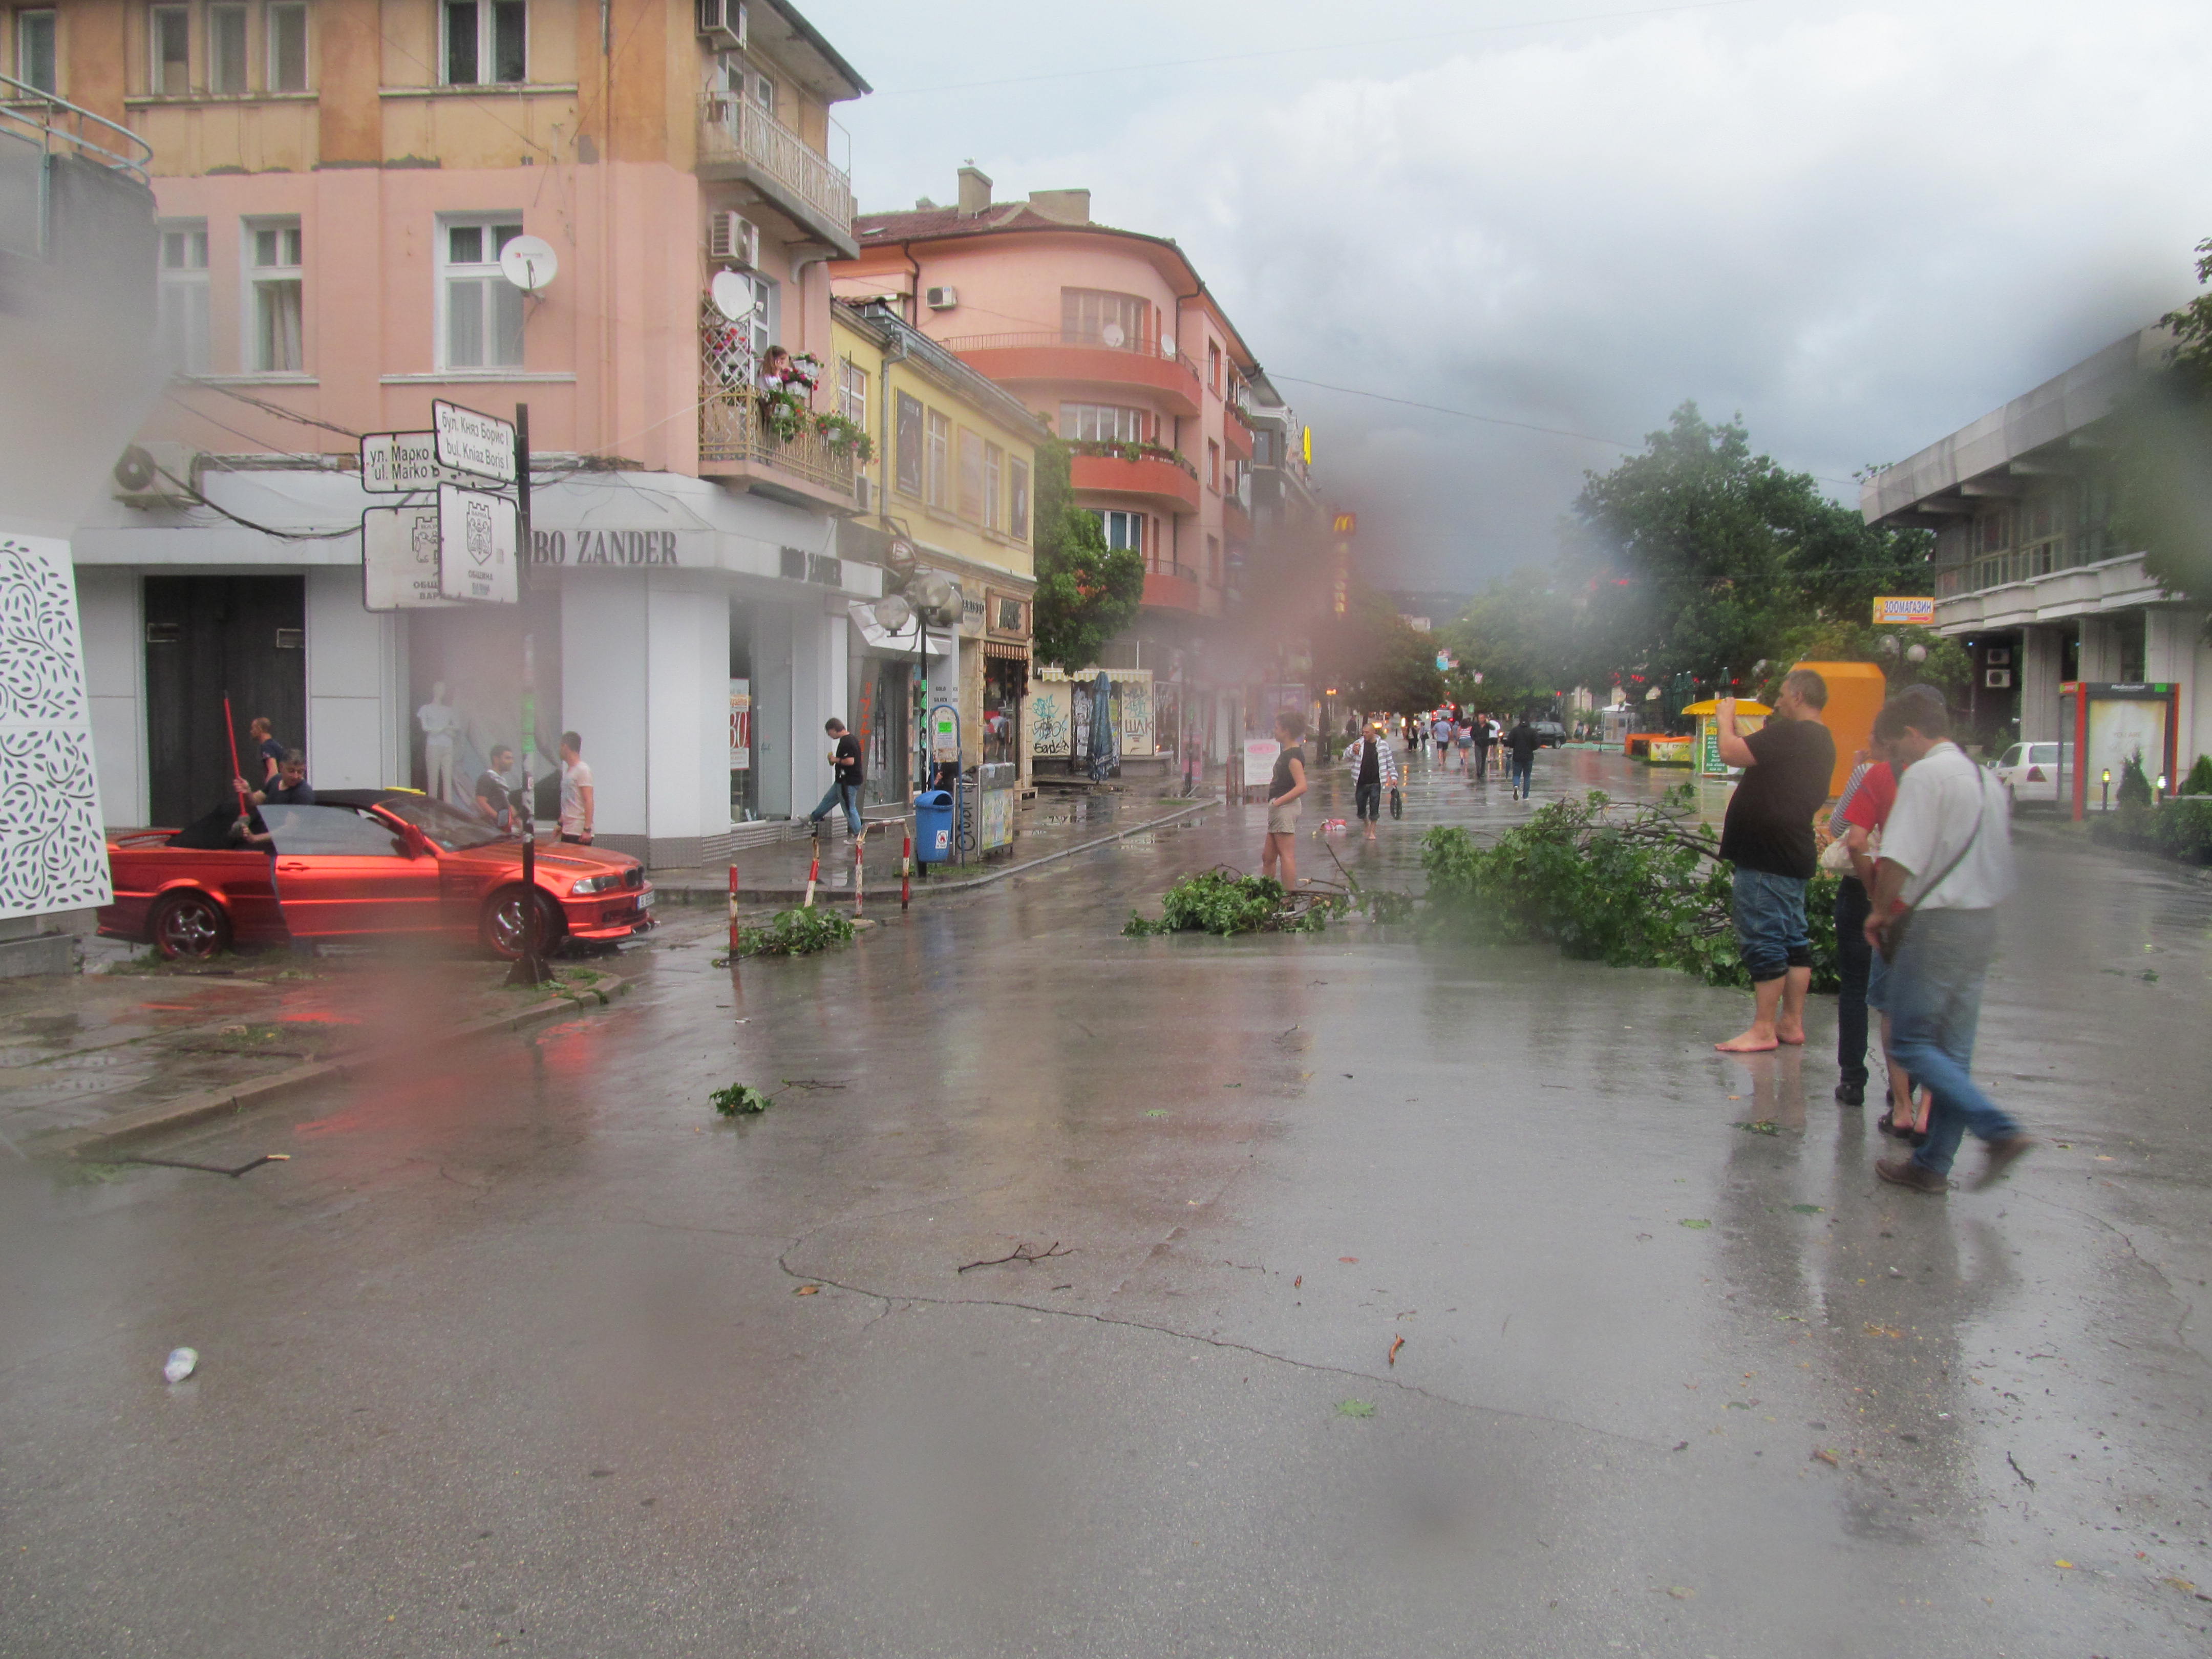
top-left (804, 839), bottom-right (820, 909)
top-left (853, 822), bottom-right (866, 919)
top-left (727, 865), bottom-right (739, 955)
top-left (900, 824), bottom-right (912, 910)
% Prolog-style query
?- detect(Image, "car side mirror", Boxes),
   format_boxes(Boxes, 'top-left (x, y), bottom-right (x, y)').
top-left (401, 824), bottom-right (433, 858)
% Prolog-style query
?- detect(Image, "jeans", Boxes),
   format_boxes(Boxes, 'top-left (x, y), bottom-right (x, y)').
top-left (1354, 780), bottom-right (1381, 821)
top-left (1730, 866), bottom-right (1810, 983)
top-left (1833, 876), bottom-right (1872, 1086)
top-left (1889, 907), bottom-right (2021, 1176)
top-left (1474, 745), bottom-right (1488, 779)
top-left (809, 780), bottom-right (862, 836)
top-left (1509, 758), bottom-right (1533, 796)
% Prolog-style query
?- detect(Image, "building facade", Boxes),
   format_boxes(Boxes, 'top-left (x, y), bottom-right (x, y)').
top-left (1862, 327), bottom-right (2211, 776)
top-left (831, 169), bottom-right (1278, 774)
top-left (36, 0), bottom-right (892, 865)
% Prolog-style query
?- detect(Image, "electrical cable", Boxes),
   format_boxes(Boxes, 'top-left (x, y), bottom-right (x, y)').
top-left (153, 465), bottom-right (360, 543)
top-left (175, 376), bottom-right (364, 440)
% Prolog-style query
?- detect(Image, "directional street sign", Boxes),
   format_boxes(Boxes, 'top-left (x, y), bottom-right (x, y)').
top-left (437, 483), bottom-right (519, 604)
top-left (360, 431), bottom-right (474, 493)
top-left (432, 399), bottom-right (518, 485)
top-left (363, 503), bottom-right (463, 610)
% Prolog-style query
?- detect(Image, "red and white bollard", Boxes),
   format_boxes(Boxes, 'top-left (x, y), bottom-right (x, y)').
top-left (853, 822), bottom-right (866, 919)
top-left (900, 823), bottom-right (913, 910)
top-left (803, 838), bottom-right (820, 909)
top-left (727, 865), bottom-right (740, 955)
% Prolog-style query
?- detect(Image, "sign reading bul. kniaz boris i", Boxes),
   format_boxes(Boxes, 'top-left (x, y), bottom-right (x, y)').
top-left (438, 483), bottom-right (519, 604)
top-left (431, 399), bottom-right (518, 485)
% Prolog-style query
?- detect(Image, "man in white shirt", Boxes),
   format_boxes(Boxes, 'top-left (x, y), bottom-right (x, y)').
top-left (1861, 687), bottom-right (2032, 1193)
top-left (558, 730), bottom-right (594, 845)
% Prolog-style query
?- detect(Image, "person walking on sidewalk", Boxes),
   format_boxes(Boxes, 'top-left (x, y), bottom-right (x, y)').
top-left (1504, 715), bottom-right (1542, 800)
top-left (1712, 669), bottom-right (1835, 1053)
top-left (1826, 748), bottom-right (1891, 1105)
top-left (1260, 709), bottom-right (1308, 891)
top-left (1344, 718), bottom-right (1398, 841)
top-left (558, 732), bottom-right (594, 845)
top-left (807, 718), bottom-right (865, 838)
top-left (1863, 687), bottom-right (2033, 1194)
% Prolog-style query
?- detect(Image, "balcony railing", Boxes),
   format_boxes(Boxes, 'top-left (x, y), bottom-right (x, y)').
top-left (944, 331), bottom-right (1203, 407)
top-left (1936, 529), bottom-right (2119, 598)
top-left (698, 303), bottom-right (855, 500)
top-left (697, 93), bottom-right (855, 239)
top-left (1, 70), bottom-right (153, 183)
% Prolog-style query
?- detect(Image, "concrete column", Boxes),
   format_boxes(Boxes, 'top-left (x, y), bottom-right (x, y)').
top-left (751, 599), bottom-right (795, 819)
top-left (560, 573), bottom-right (648, 847)
top-left (305, 567), bottom-right (405, 791)
top-left (2018, 623), bottom-right (2065, 744)
top-left (75, 565), bottom-right (144, 827)
top-left (641, 574), bottom-right (730, 864)
top-left (2144, 608), bottom-right (2206, 775)
top-left (785, 594), bottom-right (845, 817)
top-left (2077, 614), bottom-right (2125, 683)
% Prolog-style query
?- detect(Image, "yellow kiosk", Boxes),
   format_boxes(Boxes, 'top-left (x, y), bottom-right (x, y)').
top-left (1682, 699), bottom-right (1769, 778)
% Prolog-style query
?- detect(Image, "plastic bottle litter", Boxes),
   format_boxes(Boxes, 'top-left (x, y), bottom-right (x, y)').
top-left (162, 1347), bottom-right (198, 1384)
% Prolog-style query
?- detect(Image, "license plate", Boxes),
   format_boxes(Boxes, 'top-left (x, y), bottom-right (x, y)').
top-left (635, 889), bottom-right (654, 909)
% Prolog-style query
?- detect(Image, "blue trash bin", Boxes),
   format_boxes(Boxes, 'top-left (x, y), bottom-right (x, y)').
top-left (911, 790), bottom-right (954, 864)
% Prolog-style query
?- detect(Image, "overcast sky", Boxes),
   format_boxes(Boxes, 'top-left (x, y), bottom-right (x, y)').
top-left (810, 0), bottom-right (2212, 597)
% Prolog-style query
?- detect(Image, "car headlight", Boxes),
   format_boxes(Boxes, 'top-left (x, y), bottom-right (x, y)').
top-left (570, 874), bottom-right (618, 896)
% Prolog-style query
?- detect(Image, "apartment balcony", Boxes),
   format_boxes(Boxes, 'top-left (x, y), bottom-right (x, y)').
top-left (1070, 445), bottom-right (1200, 514)
top-left (1223, 492), bottom-right (1251, 535)
top-left (1223, 402), bottom-right (1254, 460)
top-left (1142, 565), bottom-right (1204, 613)
top-left (697, 93), bottom-right (857, 259)
top-left (944, 331), bottom-right (1202, 418)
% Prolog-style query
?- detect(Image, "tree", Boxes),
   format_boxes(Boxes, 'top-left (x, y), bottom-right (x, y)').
top-left (1441, 567), bottom-right (1580, 712)
top-left (1315, 584), bottom-right (1444, 713)
top-left (1029, 438), bottom-right (1144, 670)
top-left (2110, 236), bottom-right (2212, 625)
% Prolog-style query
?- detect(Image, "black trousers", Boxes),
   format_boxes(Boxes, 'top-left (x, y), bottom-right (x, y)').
top-left (1354, 780), bottom-right (1381, 821)
top-left (1833, 875), bottom-right (1871, 1085)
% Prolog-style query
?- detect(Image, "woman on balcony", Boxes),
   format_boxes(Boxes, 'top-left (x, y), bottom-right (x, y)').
top-left (757, 346), bottom-right (814, 399)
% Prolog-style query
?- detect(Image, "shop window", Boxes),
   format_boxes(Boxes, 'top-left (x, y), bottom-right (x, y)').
top-left (150, 4), bottom-right (189, 94)
top-left (246, 219), bottom-right (303, 373)
top-left (925, 410), bottom-right (949, 508)
top-left (895, 391), bottom-right (923, 497)
top-left (957, 429), bottom-right (985, 522)
top-left (208, 3), bottom-right (246, 93)
top-left (267, 1), bottom-right (307, 90)
top-left (15, 8), bottom-right (55, 93)
top-left (444, 0), bottom-right (525, 85)
top-left (983, 654), bottom-right (1026, 765)
top-left (158, 220), bottom-right (210, 374)
top-left (1008, 457), bottom-right (1030, 541)
top-left (440, 217), bottom-right (525, 369)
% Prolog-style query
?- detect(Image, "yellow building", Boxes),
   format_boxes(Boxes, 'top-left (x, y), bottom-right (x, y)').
top-left (830, 299), bottom-right (1047, 811)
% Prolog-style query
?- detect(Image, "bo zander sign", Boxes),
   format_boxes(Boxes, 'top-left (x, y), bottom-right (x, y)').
top-left (528, 529), bottom-right (705, 566)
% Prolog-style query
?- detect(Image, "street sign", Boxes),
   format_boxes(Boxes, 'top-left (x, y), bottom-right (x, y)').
top-left (437, 483), bottom-right (519, 603)
top-left (360, 431), bottom-right (473, 493)
top-left (363, 504), bottom-right (463, 610)
top-left (432, 399), bottom-right (518, 484)
top-left (1872, 595), bottom-right (1937, 625)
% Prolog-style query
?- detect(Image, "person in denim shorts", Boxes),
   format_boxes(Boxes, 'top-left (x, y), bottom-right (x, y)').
top-left (1712, 670), bottom-right (1836, 1053)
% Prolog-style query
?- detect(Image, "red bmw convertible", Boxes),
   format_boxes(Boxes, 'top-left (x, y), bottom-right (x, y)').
top-left (99, 790), bottom-right (655, 962)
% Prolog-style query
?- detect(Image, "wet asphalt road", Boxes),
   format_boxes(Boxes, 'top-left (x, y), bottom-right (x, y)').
top-left (4, 750), bottom-right (2210, 1657)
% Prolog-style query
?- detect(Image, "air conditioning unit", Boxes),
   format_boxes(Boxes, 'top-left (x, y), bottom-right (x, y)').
top-left (697, 0), bottom-right (747, 50)
top-left (925, 285), bottom-right (958, 311)
top-left (111, 442), bottom-right (200, 508)
top-left (708, 210), bottom-right (760, 269)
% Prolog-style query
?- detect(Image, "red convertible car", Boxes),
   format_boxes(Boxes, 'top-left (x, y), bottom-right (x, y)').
top-left (100, 790), bottom-right (655, 962)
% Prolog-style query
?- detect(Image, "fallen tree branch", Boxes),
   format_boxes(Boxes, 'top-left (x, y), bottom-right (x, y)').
top-left (956, 1241), bottom-right (1074, 1273)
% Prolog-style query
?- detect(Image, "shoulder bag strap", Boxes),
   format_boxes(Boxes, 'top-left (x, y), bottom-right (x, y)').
top-left (1897, 769), bottom-right (1990, 922)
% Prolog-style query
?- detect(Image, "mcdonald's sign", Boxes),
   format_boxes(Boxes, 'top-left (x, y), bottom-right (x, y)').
top-left (1332, 513), bottom-right (1357, 537)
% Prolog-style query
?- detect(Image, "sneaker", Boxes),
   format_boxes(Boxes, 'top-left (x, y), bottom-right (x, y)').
top-left (1875, 1157), bottom-right (1948, 1195)
top-left (1835, 1080), bottom-right (1865, 1107)
top-left (1974, 1135), bottom-right (2037, 1190)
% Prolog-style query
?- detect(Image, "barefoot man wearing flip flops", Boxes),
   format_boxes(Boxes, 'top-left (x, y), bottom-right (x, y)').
top-left (1713, 668), bottom-right (1835, 1053)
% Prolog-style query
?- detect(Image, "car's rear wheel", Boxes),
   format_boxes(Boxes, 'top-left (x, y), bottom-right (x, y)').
top-left (482, 886), bottom-right (565, 961)
top-left (151, 890), bottom-right (231, 962)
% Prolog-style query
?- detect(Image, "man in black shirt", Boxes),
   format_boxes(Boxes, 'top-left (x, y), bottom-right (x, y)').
top-left (475, 745), bottom-right (523, 829)
top-left (1713, 669), bottom-right (1836, 1053)
top-left (1504, 716), bottom-right (1541, 800)
top-left (229, 749), bottom-right (316, 847)
top-left (807, 717), bottom-right (865, 838)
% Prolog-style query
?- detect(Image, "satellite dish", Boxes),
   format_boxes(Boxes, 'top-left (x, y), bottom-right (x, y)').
top-left (1159, 332), bottom-right (1175, 358)
top-left (499, 234), bottom-right (559, 293)
top-left (1100, 322), bottom-right (1126, 348)
top-left (710, 269), bottom-right (755, 321)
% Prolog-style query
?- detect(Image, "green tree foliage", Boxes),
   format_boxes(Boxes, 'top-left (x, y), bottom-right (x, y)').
top-left (2110, 237), bottom-right (2212, 623)
top-left (1441, 567), bottom-right (1583, 712)
top-left (1315, 583), bottom-right (1445, 713)
top-left (1751, 619), bottom-right (1973, 705)
top-left (1123, 870), bottom-right (1344, 935)
top-left (1030, 438), bottom-right (1145, 670)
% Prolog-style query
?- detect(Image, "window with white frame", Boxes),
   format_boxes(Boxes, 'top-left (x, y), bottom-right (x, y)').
top-left (925, 410), bottom-right (949, 508)
top-left (150, 4), bottom-right (190, 94)
top-left (15, 8), bottom-right (56, 92)
top-left (984, 442), bottom-right (1003, 531)
top-left (208, 2), bottom-right (247, 93)
top-left (1008, 457), bottom-right (1030, 542)
top-left (267, 1), bottom-right (307, 90)
top-left (838, 357), bottom-right (867, 427)
top-left (443, 0), bottom-right (524, 85)
top-left (440, 218), bottom-right (524, 369)
top-left (158, 221), bottom-right (210, 374)
top-left (752, 70), bottom-right (774, 117)
top-left (1058, 402), bottom-right (1146, 443)
top-left (1097, 509), bottom-right (1144, 556)
top-left (246, 219), bottom-right (303, 373)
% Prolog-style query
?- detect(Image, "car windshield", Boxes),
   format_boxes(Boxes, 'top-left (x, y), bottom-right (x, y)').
top-left (376, 795), bottom-right (508, 852)
top-left (1995, 746), bottom-right (2023, 769)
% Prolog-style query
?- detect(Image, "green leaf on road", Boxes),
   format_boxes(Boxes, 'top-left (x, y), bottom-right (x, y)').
top-left (1334, 1399), bottom-right (1377, 1419)
top-left (1679, 1219), bottom-right (1712, 1229)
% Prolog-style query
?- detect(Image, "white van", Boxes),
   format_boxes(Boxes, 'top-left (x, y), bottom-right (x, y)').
top-left (1990, 741), bottom-right (2070, 805)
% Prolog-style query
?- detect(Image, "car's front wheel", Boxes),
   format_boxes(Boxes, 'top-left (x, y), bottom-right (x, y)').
top-left (151, 890), bottom-right (231, 962)
top-left (481, 886), bottom-right (565, 961)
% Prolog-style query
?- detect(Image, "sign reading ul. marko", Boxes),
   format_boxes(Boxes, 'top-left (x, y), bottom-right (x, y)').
top-left (529, 529), bottom-right (702, 566)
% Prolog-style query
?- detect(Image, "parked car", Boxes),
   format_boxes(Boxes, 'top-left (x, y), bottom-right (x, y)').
top-left (99, 790), bottom-right (655, 962)
top-left (1530, 720), bottom-right (1568, 748)
top-left (1990, 741), bottom-right (2071, 805)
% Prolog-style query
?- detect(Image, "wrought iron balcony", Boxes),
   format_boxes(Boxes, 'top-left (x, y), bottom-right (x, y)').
top-left (696, 93), bottom-right (856, 258)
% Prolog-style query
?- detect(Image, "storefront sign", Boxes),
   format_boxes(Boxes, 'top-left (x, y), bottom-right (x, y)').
top-left (1871, 595), bottom-right (1937, 625)
top-left (528, 528), bottom-right (699, 566)
top-left (363, 503), bottom-right (462, 610)
top-left (437, 484), bottom-right (519, 604)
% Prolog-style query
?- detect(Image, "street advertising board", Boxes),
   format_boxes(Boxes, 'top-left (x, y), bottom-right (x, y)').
top-left (729, 678), bottom-right (751, 770)
top-left (1871, 595), bottom-right (1937, 625)
top-left (362, 503), bottom-right (463, 610)
top-left (360, 432), bottom-right (473, 493)
top-left (431, 399), bottom-right (518, 484)
top-left (437, 483), bottom-right (519, 604)
top-left (2062, 681), bottom-right (2179, 818)
top-left (1242, 737), bottom-right (1280, 803)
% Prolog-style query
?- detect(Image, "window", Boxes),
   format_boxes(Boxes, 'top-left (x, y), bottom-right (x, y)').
top-left (151, 5), bottom-right (189, 94)
top-left (1057, 402), bottom-right (1145, 443)
top-left (752, 71), bottom-right (774, 117)
top-left (1207, 341), bottom-right (1221, 394)
top-left (838, 357), bottom-right (868, 427)
top-left (1097, 509), bottom-right (1144, 555)
top-left (1061, 287), bottom-right (1146, 350)
top-left (1008, 457), bottom-right (1029, 541)
top-left (956, 429), bottom-right (985, 522)
top-left (267, 1), bottom-right (307, 90)
top-left (1206, 534), bottom-right (1220, 585)
top-left (895, 391), bottom-right (923, 497)
top-left (984, 443), bottom-right (1003, 531)
top-left (440, 218), bottom-right (524, 369)
top-left (925, 410), bottom-right (949, 507)
top-left (15, 8), bottom-right (55, 92)
top-left (1206, 440), bottom-right (1220, 490)
top-left (208, 3), bottom-right (246, 93)
top-left (247, 219), bottom-right (303, 373)
top-left (1251, 430), bottom-right (1271, 465)
top-left (444, 0), bottom-right (525, 85)
top-left (158, 221), bottom-right (210, 374)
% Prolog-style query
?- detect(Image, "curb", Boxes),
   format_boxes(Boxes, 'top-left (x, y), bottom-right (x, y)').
top-left (34, 972), bottom-right (631, 1161)
top-left (654, 799), bottom-right (1213, 902)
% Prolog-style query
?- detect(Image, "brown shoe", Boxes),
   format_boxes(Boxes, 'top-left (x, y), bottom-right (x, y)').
top-left (1876, 1157), bottom-right (1948, 1195)
top-left (1974, 1135), bottom-right (2037, 1190)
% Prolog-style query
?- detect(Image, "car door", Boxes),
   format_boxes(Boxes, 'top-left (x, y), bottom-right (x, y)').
top-left (263, 804), bottom-right (444, 938)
